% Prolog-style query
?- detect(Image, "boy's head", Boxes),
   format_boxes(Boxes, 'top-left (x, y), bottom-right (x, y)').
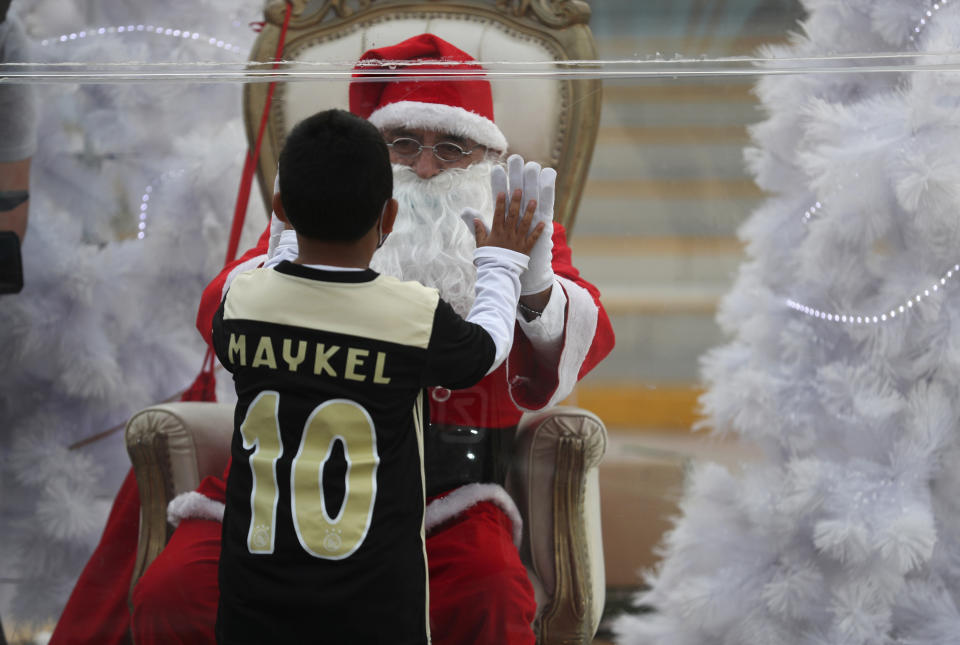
top-left (277, 109), bottom-right (392, 241)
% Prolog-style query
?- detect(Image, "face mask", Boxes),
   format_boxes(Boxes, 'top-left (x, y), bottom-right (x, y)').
top-left (376, 200), bottom-right (390, 249)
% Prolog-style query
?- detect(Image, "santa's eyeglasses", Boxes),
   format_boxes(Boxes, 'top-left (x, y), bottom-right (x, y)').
top-left (387, 137), bottom-right (485, 163)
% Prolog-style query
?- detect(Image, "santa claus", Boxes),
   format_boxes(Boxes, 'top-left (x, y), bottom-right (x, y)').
top-left (51, 33), bottom-right (613, 645)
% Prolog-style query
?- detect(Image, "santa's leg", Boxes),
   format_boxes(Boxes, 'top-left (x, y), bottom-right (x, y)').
top-left (49, 470), bottom-right (139, 645)
top-left (427, 501), bottom-right (536, 645)
top-left (130, 518), bottom-right (220, 645)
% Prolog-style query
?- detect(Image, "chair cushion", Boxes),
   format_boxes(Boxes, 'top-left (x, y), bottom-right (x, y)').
top-left (126, 402), bottom-right (234, 498)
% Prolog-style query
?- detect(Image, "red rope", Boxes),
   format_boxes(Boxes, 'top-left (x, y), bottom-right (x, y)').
top-left (183, 2), bottom-right (293, 404)
top-left (223, 1), bottom-right (293, 266)
top-left (181, 344), bottom-right (219, 402)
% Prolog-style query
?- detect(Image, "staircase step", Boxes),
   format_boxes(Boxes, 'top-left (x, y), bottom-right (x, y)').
top-left (596, 124), bottom-right (749, 145)
top-left (565, 236), bottom-right (741, 384)
top-left (565, 383), bottom-right (704, 430)
top-left (570, 236), bottom-right (743, 292)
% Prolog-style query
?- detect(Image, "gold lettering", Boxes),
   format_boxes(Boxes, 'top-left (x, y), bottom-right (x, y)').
top-left (252, 336), bottom-right (278, 369)
top-left (314, 344), bottom-right (340, 377)
top-left (282, 339), bottom-right (308, 372)
top-left (345, 348), bottom-right (369, 382)
top-left (228, 333), bottom-right (247, 367)
top-left (293, 400), bottom-right (377, 558)
top-left (373, 352), bottom-right (390, 384)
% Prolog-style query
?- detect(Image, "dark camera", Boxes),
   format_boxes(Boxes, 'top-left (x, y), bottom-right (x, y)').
top-left (0, 231), bottom-right (23, 294)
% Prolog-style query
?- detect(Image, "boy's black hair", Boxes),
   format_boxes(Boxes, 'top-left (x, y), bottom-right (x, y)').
top-left (278, 109), bottom-right (392, 241)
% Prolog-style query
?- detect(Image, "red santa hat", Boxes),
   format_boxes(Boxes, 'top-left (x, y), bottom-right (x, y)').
top-left (349, 33), bottom-right (508, 153)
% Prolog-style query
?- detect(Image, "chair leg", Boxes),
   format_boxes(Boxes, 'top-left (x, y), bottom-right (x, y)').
top-left (511, 407), bottom-right (608, 645)
top-left (126, 422), bottom-right (176, 610)
top-left (537, 433), bottom-right (593, 645)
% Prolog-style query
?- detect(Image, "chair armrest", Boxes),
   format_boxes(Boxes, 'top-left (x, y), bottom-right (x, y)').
top-left (124, 401), bottom-right (234, 602)
top-left (506, 406), bottom-right (608, 644)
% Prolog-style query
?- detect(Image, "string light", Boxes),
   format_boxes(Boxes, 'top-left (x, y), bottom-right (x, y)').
top-left (137, 185), bottom-right (152, 240)
top-left (909, 0), bottom-right (949, 43)
top-left (786, 263), bottom-right (960, 325)
top-left (802, 200), bottom-right (824, 224)
top-left (135, 169), bottom-right (186, 241)
top-left (40, 24), bottom-right (244, 52)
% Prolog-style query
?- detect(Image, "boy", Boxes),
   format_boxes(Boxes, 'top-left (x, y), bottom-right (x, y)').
top-left (211, 109), bottom-right (543, 644)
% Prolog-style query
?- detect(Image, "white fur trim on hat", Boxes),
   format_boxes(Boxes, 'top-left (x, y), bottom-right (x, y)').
top-left (369, 101), bottom-right (508, 152)
top-left (167, 491), bottom-right (225, 527)
top-left (424, 483), bottom-right (522, 547)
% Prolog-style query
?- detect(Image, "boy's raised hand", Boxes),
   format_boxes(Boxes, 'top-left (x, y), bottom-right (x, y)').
top-left (462, 188), bottom-right (544, 256)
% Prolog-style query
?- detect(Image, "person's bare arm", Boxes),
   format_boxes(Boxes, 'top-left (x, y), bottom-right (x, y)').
top-left (0, 157), bottom-right (30, 241)
top-left (0, 10), bottom-right (37, 242)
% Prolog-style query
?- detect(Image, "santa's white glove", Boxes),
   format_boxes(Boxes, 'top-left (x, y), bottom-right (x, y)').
top-left (490, 154), bottom-right (555, 295)
top-left (0, 14), bottom-right (38, 163)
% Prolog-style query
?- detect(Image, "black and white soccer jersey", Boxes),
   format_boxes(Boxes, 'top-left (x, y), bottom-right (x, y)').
top-left (211, 260), bottom-right (499, 645)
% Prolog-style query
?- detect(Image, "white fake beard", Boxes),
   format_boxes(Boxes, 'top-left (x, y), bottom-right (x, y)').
top-left (371, 160), bottom-right (496, 317)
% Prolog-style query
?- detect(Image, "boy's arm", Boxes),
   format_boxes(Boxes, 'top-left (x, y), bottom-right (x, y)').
top-left (423, 299), bottom-right (494, 390)
top-left (465, 246), bottom-right (528, 374)
top-left (422, 246), bottom-right (528, 389)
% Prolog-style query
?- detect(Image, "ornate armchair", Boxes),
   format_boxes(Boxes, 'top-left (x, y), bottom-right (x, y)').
top-left (127, 403), bottom-right (607, 642)
top-left (127, 1), bottom-right (608, 643)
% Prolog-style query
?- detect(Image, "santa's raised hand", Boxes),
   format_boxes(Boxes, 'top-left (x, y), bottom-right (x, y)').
top-left (491, 154), bottom-right (556, 296)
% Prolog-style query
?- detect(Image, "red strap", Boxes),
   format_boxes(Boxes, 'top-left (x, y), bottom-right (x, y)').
top-left (183, 2), bottom-right (293, 403)
top-left (181, 346), bottom-right (219, 402)
top-left (223, 1), bottom-right (293, 266)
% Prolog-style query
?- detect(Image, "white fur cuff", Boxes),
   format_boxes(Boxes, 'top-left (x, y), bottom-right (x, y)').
top-left (425, 483), bottom-right (523, 547)
top-left (543, 276), bottom-right (599, 407)
top-left (167, 491), bottom-right (225, 527)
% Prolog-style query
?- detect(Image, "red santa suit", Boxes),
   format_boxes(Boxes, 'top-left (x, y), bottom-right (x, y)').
top-left (127, 211), bottom-right (612, 643)
top-left (51, 34), bottom-right (614, 645)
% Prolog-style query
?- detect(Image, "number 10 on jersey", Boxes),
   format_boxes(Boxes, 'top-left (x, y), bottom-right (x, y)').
top-left (239, 391), bottom-right (380, 559)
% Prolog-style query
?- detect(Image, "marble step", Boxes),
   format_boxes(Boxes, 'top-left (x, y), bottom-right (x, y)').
top-left (561, 236), bottom-right (743, 419)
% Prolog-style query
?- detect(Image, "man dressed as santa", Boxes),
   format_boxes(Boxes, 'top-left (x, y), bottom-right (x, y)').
top-left (52, 33), bottom-right (613, 645)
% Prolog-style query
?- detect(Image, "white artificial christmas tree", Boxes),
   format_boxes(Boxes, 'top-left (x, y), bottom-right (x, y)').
top-left (615, 1), bottom-right (960, 643)
top-left (0, 0), bottom-right (265, 626)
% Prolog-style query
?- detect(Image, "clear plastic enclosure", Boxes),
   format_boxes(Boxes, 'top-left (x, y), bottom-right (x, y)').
top-left (3, 0), bottom-right (959, 643)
